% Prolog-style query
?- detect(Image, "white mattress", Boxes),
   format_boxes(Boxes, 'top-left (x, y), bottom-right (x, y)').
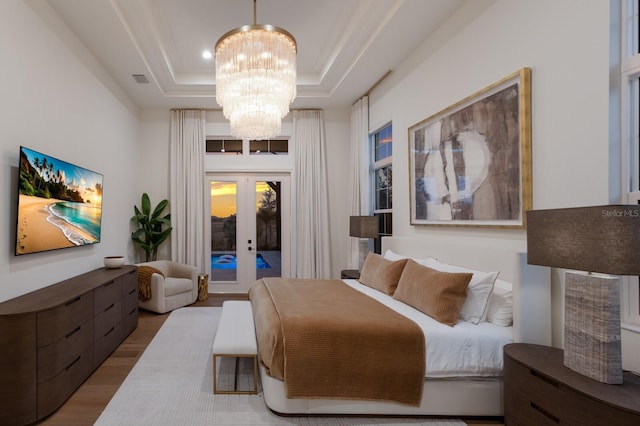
top-left (343, 279), bottom-right (513, 378)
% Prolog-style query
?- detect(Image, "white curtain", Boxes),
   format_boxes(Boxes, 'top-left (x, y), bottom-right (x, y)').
top-left (293, 110), bottom-right (332, 278)
top-left (169, 110), bottom-right (206, 274)
top-left (347, 96), bottom-right (370, 268)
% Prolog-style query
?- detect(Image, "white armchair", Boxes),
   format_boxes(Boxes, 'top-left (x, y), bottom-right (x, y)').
top-left (137, 260), bottom-right (198, 314)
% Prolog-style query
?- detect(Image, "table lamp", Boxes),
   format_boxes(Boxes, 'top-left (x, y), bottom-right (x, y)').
top-left (350, 216), bottom-right (379, 268)
top-left (526, 205), bottom-right (640, 384)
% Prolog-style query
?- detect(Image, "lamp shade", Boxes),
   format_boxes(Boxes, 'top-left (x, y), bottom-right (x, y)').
top-left (526, 205), bottom-right (640, 275)
top-left (349, 216), bottom-right (379, 238)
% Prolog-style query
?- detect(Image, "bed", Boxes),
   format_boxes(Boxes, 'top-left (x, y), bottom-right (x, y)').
top-left (250, 235), bottom-right (551, 416)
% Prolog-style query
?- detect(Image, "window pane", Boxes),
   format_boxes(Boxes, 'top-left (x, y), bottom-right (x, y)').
top-left (206, 139), bottom-right (242, 154)
top-left (255, 181), bottom-right (281, 279)
top-left (250, 139), bottom-right (289, 155)
top-left (375, 165), bottom-right (392, 210)
top-left (210, 181), bottom-right (237, 282)
top-left (374, 124), bottom-right (392, 162)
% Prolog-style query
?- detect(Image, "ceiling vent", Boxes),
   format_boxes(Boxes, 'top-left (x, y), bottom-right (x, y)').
top-left (132, 74), bottom-right (149, 84)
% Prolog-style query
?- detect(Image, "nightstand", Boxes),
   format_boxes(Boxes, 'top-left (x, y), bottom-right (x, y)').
top-left (340, 269), bottom-right (360, 279)
top-left (504, 343), bottom-right (640, 425)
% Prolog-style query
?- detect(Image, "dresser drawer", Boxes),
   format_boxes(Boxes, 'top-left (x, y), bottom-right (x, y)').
top-left (36, 348), bottom-right (93, 418)
top-left (37, 318), bottom-right (93, 382)
top-left (504, 387), bottom-right (559, 426)
top-left (94, 300), bottom-right (121, 341)
top-left (504, 353), bottom-right (564, 405)
top-left (94, 322), bottom-right (122, 366)
top-left (554, 384), bottom-right (640, 425)
top-left (94, 278), bottom-right (121, 312)
top-left (121, 304), bottom-right (138, 338)
top-left (121, 269), bottom-right (138, 296)
top-left (37, 292), bottom-right (92, 347)
top-left (122, 286), bottom-right (138, 315)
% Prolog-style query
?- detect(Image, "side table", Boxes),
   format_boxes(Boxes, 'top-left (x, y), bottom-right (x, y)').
top-left (340, 269), bottom-right (360, 279)
top-left (197, 274), bottom-right (209, 301)
top-left (504, 343), bottom-right (640, 425)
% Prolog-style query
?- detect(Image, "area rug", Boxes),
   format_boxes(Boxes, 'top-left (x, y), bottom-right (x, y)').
top-left (95, 307), bottom-right (466, 426)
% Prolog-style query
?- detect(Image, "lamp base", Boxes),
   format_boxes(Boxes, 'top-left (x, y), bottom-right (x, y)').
top-left (564, 272), bottom-right (622, 384)
top-left (358, 238), bottom-right (370, 270)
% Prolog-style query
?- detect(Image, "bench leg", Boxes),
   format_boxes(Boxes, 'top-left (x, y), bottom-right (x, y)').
top-left (213, 354), bottom-right (258, 395)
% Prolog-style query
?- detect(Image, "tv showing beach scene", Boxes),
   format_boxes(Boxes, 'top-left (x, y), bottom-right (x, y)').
top-left (16, 146), bottom-right (103, 255)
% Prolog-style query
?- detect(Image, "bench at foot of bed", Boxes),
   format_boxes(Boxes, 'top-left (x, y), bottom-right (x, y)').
top-left (212, 301), bottom-right (258, 394)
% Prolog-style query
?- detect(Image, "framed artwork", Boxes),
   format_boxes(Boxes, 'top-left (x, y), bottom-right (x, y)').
top-left (408, 68), bottom-right (532, 228)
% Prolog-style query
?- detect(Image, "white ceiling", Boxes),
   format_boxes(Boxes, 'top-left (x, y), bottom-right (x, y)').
top-left (44, 0), bottom-right (465, 110)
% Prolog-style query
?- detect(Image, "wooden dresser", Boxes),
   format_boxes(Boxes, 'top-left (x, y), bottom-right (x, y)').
top-left (0, 266), bottom-right (138, 426)
top-left (504, 343), bottom-right (640, 425)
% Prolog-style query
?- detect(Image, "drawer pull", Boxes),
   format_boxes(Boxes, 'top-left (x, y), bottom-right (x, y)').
top-left (65, 326), bottom-right (81, 339)
top-left (104, 326), bottom-right (115, 337)
top-left (531, 402), bottom-right (559, 423)
top-left (128, 288), bottom-right (136, 296)
top-left (65, 296), bottom-right (81, 306)
top-left (531, 370), bottom-right (558, 387)
top-left (104, 280), bottom-right (115, 287)
top-left (128, 307), bottom-right (137, 315)
top-left (105, 303), bottom-right (115, 312)
top-left (65, 356), bottom-right (81, 371)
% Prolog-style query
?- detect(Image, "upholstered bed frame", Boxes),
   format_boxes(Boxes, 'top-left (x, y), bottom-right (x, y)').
top-left (258, 235), bottom-right (551, 416)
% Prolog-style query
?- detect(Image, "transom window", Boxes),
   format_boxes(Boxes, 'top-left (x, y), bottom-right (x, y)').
top-left (206, 139), bottom-right (288, 155)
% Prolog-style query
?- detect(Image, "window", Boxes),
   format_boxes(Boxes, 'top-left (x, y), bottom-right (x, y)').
top-left (371, 123), bottom-right (392, 253)
top-left (206, 139), bottom-right (289, 155)
top-left (206, 139), bottom-right (242, 154)
top-left (621, 0), bottom-right (640, 329)
top-left (249, 139), bottom-right (288, 155)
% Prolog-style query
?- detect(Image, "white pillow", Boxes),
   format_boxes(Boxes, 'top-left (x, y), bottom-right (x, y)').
top-left (384, 249), bottom-right (408, 261)
top-left (422, 258), bottom-right (499, 325)
top-left (485, 279), bottom-right (513, 327)
top-left (383, 249), bottom-right (428, 263)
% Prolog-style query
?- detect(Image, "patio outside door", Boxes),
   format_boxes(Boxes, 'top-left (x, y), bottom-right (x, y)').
top-left (207, 173), bottom-right (290, 291)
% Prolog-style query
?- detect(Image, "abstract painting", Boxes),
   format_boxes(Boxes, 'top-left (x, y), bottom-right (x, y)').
top-left (408, 68), bottom-right (532, 228)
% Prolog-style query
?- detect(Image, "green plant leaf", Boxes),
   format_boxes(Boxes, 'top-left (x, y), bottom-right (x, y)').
top-left (141, 193), bottom-right (151, 216)
top-left (151, 199), bottom-right (169, 220)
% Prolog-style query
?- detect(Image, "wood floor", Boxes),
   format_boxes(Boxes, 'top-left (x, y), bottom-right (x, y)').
top-left (35, 294), bottom-right (502, 426)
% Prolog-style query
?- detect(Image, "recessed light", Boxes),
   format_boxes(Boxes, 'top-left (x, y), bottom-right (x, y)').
top-left (202, 50), bottom-right (212, 60)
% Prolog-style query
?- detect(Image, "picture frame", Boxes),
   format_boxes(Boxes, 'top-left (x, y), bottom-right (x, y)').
top-left (408, 67), bottom-right (532, 228)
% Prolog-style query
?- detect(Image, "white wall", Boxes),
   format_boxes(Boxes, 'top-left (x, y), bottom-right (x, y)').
top-left (369, 0), bottom-right (633, 365)
top-left (0, 0), bottom-right (140, 302)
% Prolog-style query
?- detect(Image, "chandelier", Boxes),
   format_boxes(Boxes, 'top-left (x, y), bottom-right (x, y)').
top-left (215, 0), bottom-right (297, 140)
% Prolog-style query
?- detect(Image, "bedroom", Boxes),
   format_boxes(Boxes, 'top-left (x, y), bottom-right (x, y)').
top-left (1, 0), bottom-right (639, 424)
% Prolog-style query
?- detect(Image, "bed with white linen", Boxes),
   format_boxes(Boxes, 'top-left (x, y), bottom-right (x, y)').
top-left (254, 235), bottom-right (551, 416)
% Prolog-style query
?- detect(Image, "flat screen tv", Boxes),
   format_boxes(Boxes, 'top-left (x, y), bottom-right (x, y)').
top-left (16, 146), bottom-right (103, 255)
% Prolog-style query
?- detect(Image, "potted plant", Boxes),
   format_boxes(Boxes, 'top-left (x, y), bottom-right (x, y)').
top-left (131, 193), bottom-right (172, 262)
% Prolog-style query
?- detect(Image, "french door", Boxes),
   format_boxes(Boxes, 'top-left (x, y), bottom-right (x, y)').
top-left (207, 173), bottom-right (290, 292)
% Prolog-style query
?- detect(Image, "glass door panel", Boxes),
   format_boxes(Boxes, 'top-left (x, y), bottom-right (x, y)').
top-left (254, 180), bottom-right (281, 279)
top-left (210, 181), bottom-right (237, 282)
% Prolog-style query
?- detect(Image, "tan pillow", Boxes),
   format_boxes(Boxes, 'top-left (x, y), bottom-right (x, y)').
top-left (358, 253), bottom-right (408, 295)
top-left (393, 260), bottom-right (472, 326)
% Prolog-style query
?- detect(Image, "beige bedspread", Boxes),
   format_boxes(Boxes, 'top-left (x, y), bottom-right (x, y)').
top-left (249, 278), bottom-right (426, 406)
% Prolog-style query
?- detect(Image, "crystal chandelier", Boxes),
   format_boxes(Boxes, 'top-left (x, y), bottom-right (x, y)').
top-left (215, 0), bottom-right (297, 140)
